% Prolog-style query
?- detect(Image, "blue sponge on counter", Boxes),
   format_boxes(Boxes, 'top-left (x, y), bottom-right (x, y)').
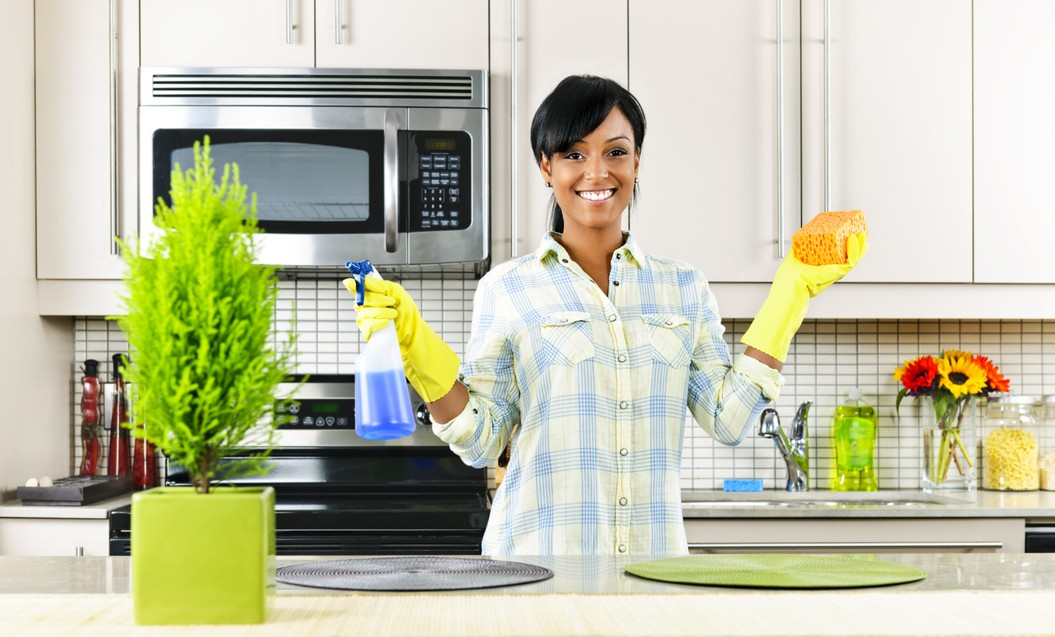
top-left (723, 479), bottom-right (763, 492)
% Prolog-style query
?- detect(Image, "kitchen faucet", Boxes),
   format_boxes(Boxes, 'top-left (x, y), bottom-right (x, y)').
top-left (758, 401), bottom-right (812, 491)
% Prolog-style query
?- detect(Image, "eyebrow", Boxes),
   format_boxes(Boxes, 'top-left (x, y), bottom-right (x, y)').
top-left (572, 135), bottom-right (632, 145)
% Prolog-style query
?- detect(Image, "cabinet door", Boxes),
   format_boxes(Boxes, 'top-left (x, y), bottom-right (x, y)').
top-left (800, 0), bottom-right (972, 283)
top-left (317, 0), bottom-right (488, 69)
top-left (628, 1), bottom-right (800, 282)
top-left (36, 0), bottom-right (123, 279)
top-left (140, 0), bottom-right (315, 67)
top-left (504, 0), bottom-right (628, 258)
top-left (974, 0), bottom-right (1055, 283)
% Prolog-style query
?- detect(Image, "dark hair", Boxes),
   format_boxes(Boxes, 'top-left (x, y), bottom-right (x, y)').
top-left (529, 75), bottom-right (647, 233)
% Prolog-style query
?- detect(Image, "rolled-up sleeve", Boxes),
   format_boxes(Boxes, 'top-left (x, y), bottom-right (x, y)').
top-left (432, 275), bottom-right (519, 468)
top-left (687, 280), bottom-right (783, 445)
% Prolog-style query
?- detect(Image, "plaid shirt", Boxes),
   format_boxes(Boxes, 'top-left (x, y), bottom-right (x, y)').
top-left (434, 233), bottom-right (782, 556)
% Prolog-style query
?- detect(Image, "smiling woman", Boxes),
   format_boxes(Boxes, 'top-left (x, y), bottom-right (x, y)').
top-left (341, 74), bottom-right (867, 557)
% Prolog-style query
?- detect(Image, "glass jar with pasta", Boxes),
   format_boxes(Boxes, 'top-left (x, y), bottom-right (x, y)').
top-left (1039, 395), bottom-right (1055, 491)
top-left (981, 394), bottom-right (1039, 491)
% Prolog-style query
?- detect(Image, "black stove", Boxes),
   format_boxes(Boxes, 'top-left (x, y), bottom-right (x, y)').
top-left (109, 375), bottom-right (489, 556)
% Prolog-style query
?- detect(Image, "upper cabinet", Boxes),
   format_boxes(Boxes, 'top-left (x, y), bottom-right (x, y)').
top-left (140, 0), bottom-right (489, 70)
top-left (628, 0), bottom-right (973, 284)
top-left (495, 0), bottom-right (628, 260)
top-left (974, 0), bottom-right (1055, 283)
top-left (35, 0), bottom-right (138, 289)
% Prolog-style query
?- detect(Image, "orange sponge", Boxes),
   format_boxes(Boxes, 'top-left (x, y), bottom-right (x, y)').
top-left (792, 210), bottom-right (868, 266)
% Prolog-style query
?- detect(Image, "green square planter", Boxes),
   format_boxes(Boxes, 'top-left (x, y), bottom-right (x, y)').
top-left (131, 486), bottom-right (276, 625)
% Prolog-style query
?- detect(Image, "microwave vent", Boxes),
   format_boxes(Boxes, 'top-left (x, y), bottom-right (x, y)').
top-left (144, 69), bottom-right (484, 107)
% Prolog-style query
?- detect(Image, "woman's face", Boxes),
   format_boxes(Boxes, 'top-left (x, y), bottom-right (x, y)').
top-left (539, 108), bottom-right (640, 237)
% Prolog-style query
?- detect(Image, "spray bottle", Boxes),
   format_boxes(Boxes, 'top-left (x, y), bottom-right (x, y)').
top-left (346, 259), bottom-right (416, 440)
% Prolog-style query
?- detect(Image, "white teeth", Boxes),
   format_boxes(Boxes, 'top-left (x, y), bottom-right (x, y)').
top-left (579, 189), bottom-right (614, 201)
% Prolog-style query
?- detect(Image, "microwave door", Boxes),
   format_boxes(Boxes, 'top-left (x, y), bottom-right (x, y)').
top-left (139, 106), bottom-right (411, 270)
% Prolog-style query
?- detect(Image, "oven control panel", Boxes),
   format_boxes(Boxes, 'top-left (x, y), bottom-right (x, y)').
top-left (276, 398), bottom-right (355, 430)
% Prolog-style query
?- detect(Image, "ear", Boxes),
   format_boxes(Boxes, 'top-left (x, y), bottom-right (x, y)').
top-left (538, 154), bottom-right (553, 184)
top-left (634, 150), bottom-right (641, 179)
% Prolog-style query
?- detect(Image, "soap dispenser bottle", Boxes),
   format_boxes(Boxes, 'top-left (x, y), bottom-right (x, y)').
top-left (832, 387), bottom-right (878, 491)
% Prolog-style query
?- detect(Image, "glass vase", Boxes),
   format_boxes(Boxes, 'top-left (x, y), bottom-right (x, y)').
top-left (922, 398), bottom-right (978, 492)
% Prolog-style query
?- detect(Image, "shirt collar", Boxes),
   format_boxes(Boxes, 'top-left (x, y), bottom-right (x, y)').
top-left (534, 231), bottom-right (646, 268)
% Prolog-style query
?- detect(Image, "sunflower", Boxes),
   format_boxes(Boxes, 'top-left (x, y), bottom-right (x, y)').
top-left (895, 356), bottom-right (939, 394)
top-left (973, 355), bottom-right (1010, 393)
top-left (936, 352), bottom-right (987, 398)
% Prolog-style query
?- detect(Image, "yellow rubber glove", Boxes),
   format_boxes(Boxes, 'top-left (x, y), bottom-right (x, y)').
top-left (342, 277), bottom-right (460, 402)
top-left (741, 231), bottom-right (869, 362)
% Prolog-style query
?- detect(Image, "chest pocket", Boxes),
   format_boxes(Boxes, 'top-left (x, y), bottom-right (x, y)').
top-left (643, 313), bottom-right (692, 368)
top-left (540, 311), bottom-right (595, 366)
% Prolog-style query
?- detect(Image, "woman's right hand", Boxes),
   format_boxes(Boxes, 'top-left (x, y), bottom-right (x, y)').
top-left (341, 276), bottom-right (461, 403)
top-left (341, 276), bottom-right (405, 341)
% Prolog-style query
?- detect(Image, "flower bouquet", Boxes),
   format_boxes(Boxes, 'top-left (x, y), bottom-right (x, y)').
top-left (895, 350), bottom-right (1010, 490)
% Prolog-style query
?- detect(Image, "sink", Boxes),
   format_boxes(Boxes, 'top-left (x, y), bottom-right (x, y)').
top-left (682, 490), bottom-right (973, 509)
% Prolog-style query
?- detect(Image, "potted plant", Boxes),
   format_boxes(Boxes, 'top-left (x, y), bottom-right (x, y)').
top-left (116, 137), bottom-right (296, 625)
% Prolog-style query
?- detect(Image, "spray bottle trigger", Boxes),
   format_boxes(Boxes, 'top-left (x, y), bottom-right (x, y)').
top-left (344, 259), bottom-right (375, 307)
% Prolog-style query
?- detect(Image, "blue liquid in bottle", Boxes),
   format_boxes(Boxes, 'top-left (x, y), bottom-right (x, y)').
top-left (355, 367), bottom-right (416, 440)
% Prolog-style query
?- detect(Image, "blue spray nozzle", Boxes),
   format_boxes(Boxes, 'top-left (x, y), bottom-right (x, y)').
top-left (344, 259), bottom-right (374, 306)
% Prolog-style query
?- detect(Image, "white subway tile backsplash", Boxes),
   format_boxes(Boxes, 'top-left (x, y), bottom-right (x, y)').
top-left (68, 277), bottom-right (1055, 491)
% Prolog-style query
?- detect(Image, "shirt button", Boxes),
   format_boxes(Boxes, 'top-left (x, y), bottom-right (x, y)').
top-left (665, 319), bottom-right (674, 326)
top-left (619, 497), bottom-right (628, 506)
top-left (618, 544), bottom-right (627, 553)
top-left (615, 254), bottom-right (622, 260)
top-left (613, 280), bottom-right (620, 286)
top-left (608, 314), bottom-right (617, 322)
top-left (619, 401), bottom-right (628, 410)
top-left (619, 448), bottom-right (628, 456)
top-left (617, 354), bottom-right (627, 363)
top-left (561, 258), bottom-right (569, 264)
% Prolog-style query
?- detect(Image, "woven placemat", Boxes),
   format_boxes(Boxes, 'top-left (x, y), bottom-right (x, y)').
top-left (276, 556), bottom-right (554, 591)
top-left (625, 554), bottom-right (927, 589)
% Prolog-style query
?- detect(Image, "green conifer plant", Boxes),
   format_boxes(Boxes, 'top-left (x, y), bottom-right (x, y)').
top-left (116, 137), bottom-right (296, 494)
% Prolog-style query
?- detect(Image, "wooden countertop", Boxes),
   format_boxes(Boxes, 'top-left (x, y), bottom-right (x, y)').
top-left (1, 554), bottom-right (1054, 636)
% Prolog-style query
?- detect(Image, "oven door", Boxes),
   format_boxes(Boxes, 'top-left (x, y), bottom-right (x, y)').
top-left (139, 106), bottom-right (411, 268)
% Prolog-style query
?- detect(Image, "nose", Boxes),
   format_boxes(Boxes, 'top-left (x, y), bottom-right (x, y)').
top-left (585, 156), bottom-right (608, 180)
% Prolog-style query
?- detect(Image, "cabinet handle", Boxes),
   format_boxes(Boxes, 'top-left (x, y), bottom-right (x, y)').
top-left (108, 0), bottom-right (120, 256)
top-left (775, 0), bottom-right (785, 258)
top-left (383, 110), bottom-right (399, 253)
top-left (510, 0), bottom-right (519, 258)
top-left (823, 0), bottom-right (831, 211)
top-left (335, 0), bottom-right (343, 44)
top-left (688, 541), bottom-right (1004, 550)
top-left (286, 0), bottom-right (296, 44)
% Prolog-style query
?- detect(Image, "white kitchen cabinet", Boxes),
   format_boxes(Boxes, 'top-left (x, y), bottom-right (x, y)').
top-left (0, 518), bottom-right (110, 557)
top-left (491, 0), bottom-right (629, 260)
top-left (35, 0), bottom-right (139, 317)
top-left (141, 0), bottom-right (488, 70)
top-left (685, 517), bottom-right (1025, 554)
top-left (974, 0), bottom-right (1055, 284)
top-left (628, 0), bottom-right (972, 284)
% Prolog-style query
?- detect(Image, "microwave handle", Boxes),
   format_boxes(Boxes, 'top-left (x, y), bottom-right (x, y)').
top-left (383, 110), bottom-right (399, 253)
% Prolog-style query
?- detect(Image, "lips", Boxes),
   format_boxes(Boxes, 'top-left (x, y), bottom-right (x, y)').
top-left (577, 189), bottom-right (615, 202)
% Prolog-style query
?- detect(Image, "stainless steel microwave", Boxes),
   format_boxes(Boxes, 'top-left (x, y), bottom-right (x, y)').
top-left (139, 67), bottom-right (489, 276)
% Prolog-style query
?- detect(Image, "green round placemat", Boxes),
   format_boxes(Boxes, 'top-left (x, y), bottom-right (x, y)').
top-left (625, 554), bottom-right (927, 589)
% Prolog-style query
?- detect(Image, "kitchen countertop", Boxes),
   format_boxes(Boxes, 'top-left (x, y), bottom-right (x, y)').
top-left (0, 494), bottom-right (131, 520)
top-left (3, 490), bottom-right (1054, 523)
top-left (681, 489), bottom-right (1055, 520)
top-left (1, 553), bottom-right (1054, 636)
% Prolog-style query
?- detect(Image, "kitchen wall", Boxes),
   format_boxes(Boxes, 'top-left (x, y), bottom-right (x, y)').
top-left (70, 277), bottom-right (1055, 492)
top-left (0, 0), bottom-right (76, 497)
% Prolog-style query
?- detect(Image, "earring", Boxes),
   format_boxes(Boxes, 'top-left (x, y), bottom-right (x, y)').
top-left (545, 182), bottom-right (552, 188)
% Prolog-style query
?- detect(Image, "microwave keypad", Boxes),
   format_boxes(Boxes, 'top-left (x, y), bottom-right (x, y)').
top-left (412, 132), bottom-right (470, 232)
top-left (419, 153), bottom-right (464, 229)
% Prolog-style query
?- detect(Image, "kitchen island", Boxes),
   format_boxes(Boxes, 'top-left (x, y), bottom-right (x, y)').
top-left (2, 553), bottom-right (1054, 636)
